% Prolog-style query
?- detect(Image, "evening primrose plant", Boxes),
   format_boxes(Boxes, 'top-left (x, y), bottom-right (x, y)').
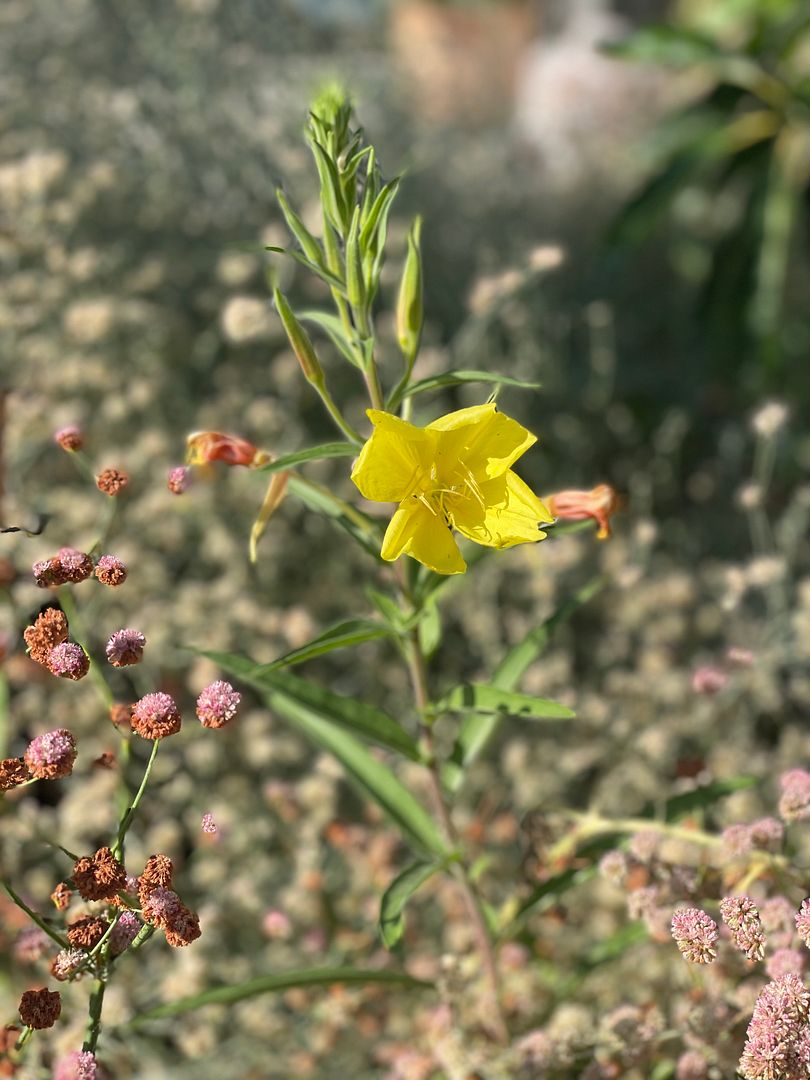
top-left (180, 88), bottom-right (612, 1051)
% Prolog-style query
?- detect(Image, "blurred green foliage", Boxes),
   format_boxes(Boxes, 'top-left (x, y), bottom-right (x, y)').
top-left (606, 0), bottom-right (810, 396)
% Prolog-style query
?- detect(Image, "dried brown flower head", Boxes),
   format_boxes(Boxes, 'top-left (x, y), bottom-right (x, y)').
top-left (32, 557), bottom-right (69, 588)
top-left (138, 854), bottom-right (174, 906)
top-left (164, 905), bottom-right (201, 948)
top-left (96, 468), bottom-right (129, 496)
top-left (66, 916), bottom-right (108, 950)
top-left (50, 882), bottom-right (72, 911)
top-left (24, 608), bottom-right (69, 666)
top-left (0, 758), bottom-right (29, 791)
top-left (18, 987), bottom-right (61, 1029)
top-left (109, 703), bottom-right (132, 729)
top-left (56, 548), bottom-right (94, 584)
top-left (71, 847), bottom-right (126, 901)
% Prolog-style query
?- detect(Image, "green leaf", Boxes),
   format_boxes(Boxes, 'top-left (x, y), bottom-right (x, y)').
top-left (255, 442), bottom-right (357, 475)
top-left (510, 866), bottom-right (597, 930)
top-left (417, 597), bottom-right (442, 659)
top-left (400, 369), bottom-right (540, 401)
top-left (663, 776), bottom-right (757, 821)
top-left (287, 474), bottom-right (383, 560)
top-left (298, 310), bottom-right (363, 368)
top-left (359, 177), bottom-right (401, 255)
top-left (128, 967), bottom-right (430, 1026)
top-left (204, 651), bottom-right (448, 856)
top-left (230, 660), bottom-right (420, 761)
top-left (603, 25), bottom-right (722, 67)
top-left (275, 189), bottom-right (325, 268)
top-left (262, 619), bottom-right (393, 670)
top-left (435, 684), bottom-right (574, 721)
top-left (309, 139), bottom-right (348, 232)
top-left (379, 861), bottom-right (445, 949)
top-left (444, 576), bottom-right (604, 790)
top-left (265, 246), bottom-right (347, 295)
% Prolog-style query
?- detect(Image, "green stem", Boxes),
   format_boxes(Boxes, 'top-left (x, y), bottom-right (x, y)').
top-left (13, 1026), bottom-right (34, 1053)
top-left (112, 738), bottom-right (160, 860)
top-left (2, 881), bottom-right (69, 949)
top-left (313, 381), bottom-right (362, 443)
top-left (397, 566), bottom-right (508, 1045)
top-left (83, 975), bottom-right (107, 1053)
top-left (57, 589), bottom-right (114, 711)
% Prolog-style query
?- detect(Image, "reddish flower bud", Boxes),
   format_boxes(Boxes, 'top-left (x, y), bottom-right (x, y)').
top-left (186, 431), bottom-right (269, 469)
top-left (545, 483), bottom-right (618, 539)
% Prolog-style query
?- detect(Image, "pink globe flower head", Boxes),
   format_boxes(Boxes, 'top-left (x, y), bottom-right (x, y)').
top-left (24, 728), bottom-right (77, 780)
top-left (671, 907), bottom-right (718, 965)
top-left (54, 1049), bottom-right (104, 1080)
top-left (109, 911), bottom-right (141, 957)
top-left (54, 426), bottom-right (84, 452)
top-left (48, 642), bottom-right (89, 681)
top-left (131, 692), bottom-right (181, 740)
top-left (105, 629), bottom-right (146, 668)
top-left (57, 547), bottom-right (94, 584)
top-left (94, 555), bottom-right (127, 587)
top-left (196, 680), bottom-right (241, 729)
top-left (167, 465), bottom-right (190, 495)
top-left (201, 812), bottom-right (218, 835)
top-left (691, 665), bottom-right (728, 695)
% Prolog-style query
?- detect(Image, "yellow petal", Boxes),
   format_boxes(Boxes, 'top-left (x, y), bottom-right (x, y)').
top-left (428, 404), bottom-right (536, 481)
top-left (351, 410), bottom-right (434, 504)
top-left (450, 469), bottom-right (552, 549)
top-left (381, 500), bottom-right (466, 575)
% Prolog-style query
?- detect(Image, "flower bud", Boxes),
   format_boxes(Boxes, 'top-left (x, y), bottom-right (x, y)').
top-left (186, 431), bottom-right (269, 468)
top-left (273, 289), bottom-right (324, 386)
top-left (396, 215), bottom-right (423, 363)
top-left (545, 484), bottom-right (618, 539)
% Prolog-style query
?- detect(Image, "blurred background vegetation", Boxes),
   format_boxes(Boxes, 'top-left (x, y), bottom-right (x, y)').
top-left (1, 0), bottom-right (809, 1076)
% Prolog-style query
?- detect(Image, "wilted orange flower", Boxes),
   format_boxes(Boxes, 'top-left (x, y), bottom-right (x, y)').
top-left (186, 431), bottom-right (270, 468)
top-left (545, 484), bottom-right (618, 540)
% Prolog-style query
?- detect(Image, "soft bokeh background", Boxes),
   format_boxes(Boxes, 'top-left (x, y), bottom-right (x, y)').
top-left (1, 0), bottom-right (808, 1076)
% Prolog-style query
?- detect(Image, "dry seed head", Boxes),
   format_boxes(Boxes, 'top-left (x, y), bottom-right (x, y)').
top-left (71, 847), bottom-right (126, 901)
top-left (51, 882), bottom-right (73, 911)
top-left (66, 916), bottom-right (108, 950)
top-left (24, 608), bottom-right (69, 665)
top-left (95, 468), bottom-right (129, 496)
top-left (18, 987), bottom-right (62, 1029)
top-left (0, 757), bottom-right (30, 791)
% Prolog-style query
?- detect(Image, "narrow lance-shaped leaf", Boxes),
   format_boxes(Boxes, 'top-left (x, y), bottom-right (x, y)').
top-left (275, 189), bottom-right (325, 268)
top-left (435, 684), bottom-right (574, 721)
top-left (127, 967), bottom-right (431, 1026)
top-left (255, 443), bottom-right (357, 476)
top-left (298, 310), bottom-right (363, 369)
top-left (203, 650), bottom-right (448, 857)
top-left (309, 139), bottom-right (348, 233)
top-left (379, 861), bottom-right (446, 949)
top-left (262, 619), bottom-right (394, 671)
top-left (400, 369), bottom-right (540, 400)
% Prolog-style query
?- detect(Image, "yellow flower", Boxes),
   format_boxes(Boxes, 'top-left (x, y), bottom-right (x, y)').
top-left (351, 404), bottom-right (553, 575)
